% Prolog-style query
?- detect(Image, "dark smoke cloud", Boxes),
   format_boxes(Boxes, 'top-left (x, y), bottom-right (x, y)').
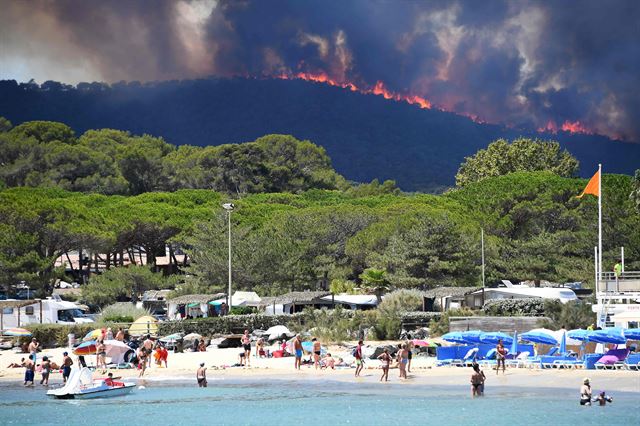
top-left (1, 0), bottom-right (639, 141)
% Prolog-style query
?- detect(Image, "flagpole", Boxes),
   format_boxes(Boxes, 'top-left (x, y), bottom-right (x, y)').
top-left (598, 163), bottom-right (602, 285)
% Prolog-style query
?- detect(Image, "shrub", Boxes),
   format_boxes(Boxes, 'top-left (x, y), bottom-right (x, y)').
top-left (539, 299), bottom-right (595, 330)
top-left (482, 298), bottom-right (546, 316)
top-left (371, 290), bottom-right (424, 340)
top-left (428, 308), bottom-right (474, 336)
top-left (99, 303), bottom-right (150, 323)
top-left (25, 323), bottom-right (96, 348)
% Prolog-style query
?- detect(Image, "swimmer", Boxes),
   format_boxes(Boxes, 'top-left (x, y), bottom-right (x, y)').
top-left (580, 378), bottom-right (592, 406)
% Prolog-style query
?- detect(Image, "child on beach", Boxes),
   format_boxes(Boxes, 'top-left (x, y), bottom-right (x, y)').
top-left (594, 390), bottom-right (613, 406)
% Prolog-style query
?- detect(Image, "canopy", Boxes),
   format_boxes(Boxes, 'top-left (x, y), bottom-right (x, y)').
top-left (567, 329), bottom-right (590, 341)
top-left (160, 333), bottom-right (183, 343)
top-left (73, 340), bottom-right (97, 356)
top-left (183, 333), bottom-right (202, 342)
top-left (588, 327), bottom-right (626, 345)
top-left (441, 332), bottom-right (467, 344)
top-left (104, 339), bottom-right (131, 364)
top-left (509, 331), bottom-right (519, 355)
top-left (623, 328), bottom-right (640, 340)
top-left (128, 315), bottom-right (158, 337)
top-left (520, 331), bottom-right (558, 345)
top-left (460, 330), bottom-right (484, 344)
top-left (411, 339), bottom-right (436, 347)
top-left (559, 330), bottom-right (567, 354)
top-left (83, 328), bottom-right (105, 342)
top-left (266, 325), bottom-right (293, 341)
top-left (208, 300), bottom-right (223, 306)
top-left (2, 327), bottom-right (32, 337)
top-left (479, 332), bottom-right (513, 345)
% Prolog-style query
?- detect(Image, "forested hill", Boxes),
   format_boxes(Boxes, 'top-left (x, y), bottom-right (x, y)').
top-left (1, 78), bottom-right (638, 192)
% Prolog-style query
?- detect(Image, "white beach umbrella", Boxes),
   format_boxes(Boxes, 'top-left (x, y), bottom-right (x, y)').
top-left (103, 339), bottom-right (131, 364)
top-left (266, 325), bottom-right (293, 341)
top-left (183, 333), bottom-right (203, 342)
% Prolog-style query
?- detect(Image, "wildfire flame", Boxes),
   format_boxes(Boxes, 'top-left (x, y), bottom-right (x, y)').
top-left (273, 70), bottom-right (597, 136)
top-left (276, 71), bottom-right (431, 110)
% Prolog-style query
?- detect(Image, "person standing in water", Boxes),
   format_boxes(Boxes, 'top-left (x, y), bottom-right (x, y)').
top-left (23, 355), bottom-right (35, 386)
top-left (580, 378), bottom-right (593, 405)
top-left (470, 363), bottom-right (486, 397)
top-left (293, 335), bottom-right (303, 370)
top-left (196, 362), bottom-right (207, 387)
top-left (377, 348), bottom-right (391, 382)
top-left (241, 330), bottom-right (251, 368)
top-left (495, 339), bottom-right (507, 374)
top-left (62, 351), bottom-right (73, 383)
top-left (40, 356), bottom-right (51, 386)
top-left (354, 340), bottom-right (364, 377)
top-left (312, 338), bottom-right (321, 370)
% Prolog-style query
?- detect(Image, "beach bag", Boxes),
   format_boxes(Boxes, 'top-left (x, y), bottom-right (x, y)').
top-left (351, 348), bottom-right (358, 357)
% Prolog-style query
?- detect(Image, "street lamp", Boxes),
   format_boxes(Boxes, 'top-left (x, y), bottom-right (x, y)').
top-left (222, 203), bottom-right (235, 308)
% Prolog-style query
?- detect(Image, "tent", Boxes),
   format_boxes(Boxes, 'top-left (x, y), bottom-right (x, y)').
top-left (128, 315), bottom-right (159, 336)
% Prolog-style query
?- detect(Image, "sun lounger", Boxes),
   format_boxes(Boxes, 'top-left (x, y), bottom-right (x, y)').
top-left (594, 349), bottom-right (630, 370)
top-left (452, 347), bottom-right (479, 367)
top-left (506, 351), bottom-right (530, 368)
top-left (623, 353), bottom-right (640, 371)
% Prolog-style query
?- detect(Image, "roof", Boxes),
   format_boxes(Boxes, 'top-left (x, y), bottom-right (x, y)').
top-left (0, 300), bottom-right (39, 309)
top-left (421, 287), bottom-right (480, 298)
top-left (259, 291), bottom-right (331, 305)
top-left (321, 294), bottom-right (378, 305)
top-left (167, 293), bottom-right (225, 305)
top-left (232, 291), bottom-right (261, 303)
top-left (142, 290), bottom-right (172, 302)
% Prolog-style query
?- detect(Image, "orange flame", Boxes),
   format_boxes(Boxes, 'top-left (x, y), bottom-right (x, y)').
top-left (561, 120), bottom-right (592, 135)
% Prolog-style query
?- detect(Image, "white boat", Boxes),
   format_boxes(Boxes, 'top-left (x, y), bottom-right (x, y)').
top-left (47, 367), bottom-right (135, 399)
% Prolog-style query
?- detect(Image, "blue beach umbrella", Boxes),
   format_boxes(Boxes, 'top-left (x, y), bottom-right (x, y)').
top-left (521, 331), bottom-right (558, 345)
top-left (559, 330), bottom-right (567, 354)
top-left (479, 332), bottom-right (513, 345)
top-left (624, 328), bottom-right (640, 340)
top-left (442, 332), bottom-right (467, 344)
top-left (567, 329), bottom-right (590, 341)
top-left (461, 330), bottom-right (484, 344)
top-left (588, 328), bottom-right (626, 345)
top-left (509, 331), bottom-right (518, 355)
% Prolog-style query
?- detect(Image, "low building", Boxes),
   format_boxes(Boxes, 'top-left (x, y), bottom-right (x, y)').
top-left (167, 293), bottom-right (225, 320)
top-left (141, 290), bottom-right (172, 314)
top-left (320, 294), bottom-right (378, 310)
top-left (464, 286), bottom-right (578, 309)
top-left (421, 287), bottom-right (480, 312)
top-left (261, 291), bottom-right (332, 315)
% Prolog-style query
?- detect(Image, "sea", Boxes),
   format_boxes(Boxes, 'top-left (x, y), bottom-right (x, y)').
top-left (0, 377), bottom-right (638, 425)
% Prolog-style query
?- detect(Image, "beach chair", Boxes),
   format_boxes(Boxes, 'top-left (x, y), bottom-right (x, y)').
top-left (452, 347), bottom-right (479, 367)
top-left (623, 353), bottom-right (640, 371)
top-left (595, 349), bottom-right (630, 370)
top-left (506, 351), bottom-right (530, 368)
top-left (477, 349), bottom-right (497, 368)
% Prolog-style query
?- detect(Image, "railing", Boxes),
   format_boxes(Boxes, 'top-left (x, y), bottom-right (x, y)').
top-left (597, 271), bottom-right (640, 294)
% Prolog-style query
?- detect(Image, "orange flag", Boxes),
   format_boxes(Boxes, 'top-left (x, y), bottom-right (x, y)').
top-left (576, 169), bottom-right (600, 198)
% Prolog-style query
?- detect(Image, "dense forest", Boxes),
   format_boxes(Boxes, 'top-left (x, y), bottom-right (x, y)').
top-left (1, 78), bottom-right (639, 192)
top-left (1, 119), bottom-right (638, 305)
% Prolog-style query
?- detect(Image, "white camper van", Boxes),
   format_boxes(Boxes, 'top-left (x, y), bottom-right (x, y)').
top-left (1, 295), bottom-right (94, 329)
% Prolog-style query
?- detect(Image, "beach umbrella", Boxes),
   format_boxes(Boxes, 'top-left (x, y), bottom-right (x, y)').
top-left (183, 333), bottom-right (203, 342)
top-left (559, 330), bottom-right (567, 354)
top-left (103, 339), bottom-right (131, 364)
top-left (624, 328), bottom-right (640, 340)
top-left (588, 328), bottom-right (626, 345)
top-left (2, 327), bottom-right (32, 337)
top-left (520, 331), bottom-right (558, 345)
top-left (461, 330), bottom-right (484, 344)
top-left (160, 333), bottom-right (183, 343)
top-left (301, 341), bottom-right (314, 352)
top-left (567, 329), bottom-right (590, 341)
top-left (266, 325), bottom-right (293, 341)
top-left (441, 332), bottom-right (466, 344)
top-left (128, 315), bottom-right (158, 337)
top-left (411, 339), bottom-right (436, 347)
top-left (479, 332), bottom-right (513, 345)
top-left (82, 328), bottom-right (105, 342)
top-left (509, 331), bottom-right (519, 355)
top-left (74, 340), bottom-right (97, 355)
top-left (208, 300), bottom-right (223, 306)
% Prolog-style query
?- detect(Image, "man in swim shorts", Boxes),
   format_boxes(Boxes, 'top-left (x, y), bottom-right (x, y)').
top-left (354, 340), bottom-right (364, 377)
top-left (312, 338), bottom-right (321, 370)
top-left (196, 362), bottom-right (207, 387)
top-left (62, 351), bottom-right (73, 383)
top-left (294, 335), bottom-right (303, 370)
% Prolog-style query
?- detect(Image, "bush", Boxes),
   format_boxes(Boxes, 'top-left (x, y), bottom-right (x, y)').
top-left (482, 298), bottom-right (546, 316)
top-left (539, 299), bottom-right (595, 330)
top-left (99, 303), bottom-right (150, 322)
top-left (370, 290), bottom-right (424, 340)
top-left (158, 314), bottom-right (304, 336)
top-left (25, 323), bottom-right (96, 348)
top-left (428, 308), bottom-right (474, 336)
top-left (229, 306), bottom-right (255, 315)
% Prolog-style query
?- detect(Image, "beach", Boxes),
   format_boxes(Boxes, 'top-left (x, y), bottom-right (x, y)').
top-left (2, 344), bottom-right (639, 392)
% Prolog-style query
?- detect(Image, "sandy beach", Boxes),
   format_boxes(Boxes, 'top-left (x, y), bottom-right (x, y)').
top-left (2, 344), bottom-right (639, 393)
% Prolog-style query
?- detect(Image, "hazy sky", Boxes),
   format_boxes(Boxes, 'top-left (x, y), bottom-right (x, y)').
top-left (1, 0), bottom-right (639, 141)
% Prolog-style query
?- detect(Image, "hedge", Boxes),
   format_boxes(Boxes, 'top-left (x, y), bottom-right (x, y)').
top-left (482, 298), bottom-right (546, 316)
top-left (157, 313), bottom-right (308, 337)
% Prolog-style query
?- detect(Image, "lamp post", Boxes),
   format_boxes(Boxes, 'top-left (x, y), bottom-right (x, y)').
top-left (222, 203), bottom-right (235, 308)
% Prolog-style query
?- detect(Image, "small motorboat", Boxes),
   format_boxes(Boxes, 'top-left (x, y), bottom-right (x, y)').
top-left (47, 367), bottom-right (135, 399)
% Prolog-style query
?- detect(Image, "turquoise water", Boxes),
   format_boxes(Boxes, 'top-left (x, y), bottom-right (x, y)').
top-left (0, 378), bottom-right (638, 425)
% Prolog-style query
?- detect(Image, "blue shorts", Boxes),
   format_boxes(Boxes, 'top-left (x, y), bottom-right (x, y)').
top-left (63, 366), bottom-right (71, 378)
top-left (295, 349), bottom-right (303, 358)
top-left (25, 369), bottom-right (34, 382)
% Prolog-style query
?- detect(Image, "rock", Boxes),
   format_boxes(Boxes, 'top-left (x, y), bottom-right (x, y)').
top-left (370, 344), bottom-right (398, 359)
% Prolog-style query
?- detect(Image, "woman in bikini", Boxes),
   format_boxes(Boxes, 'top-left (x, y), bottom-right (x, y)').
top-left (40, 356), bottom-right (50, 386)
top-left (470, 363), bottom-right (485, 397)
top-left (495, 340), bottom-right (507, 375)
top-left (377, 348), bottom-right (391, 382)
top-left (241, 330), bottom-right (251, 368)
top-left (96, 340), bottom-right (107, 373)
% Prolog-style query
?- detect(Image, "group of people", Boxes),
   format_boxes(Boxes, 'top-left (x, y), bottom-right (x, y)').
top-left (18, 338), bottom-right (74, 387)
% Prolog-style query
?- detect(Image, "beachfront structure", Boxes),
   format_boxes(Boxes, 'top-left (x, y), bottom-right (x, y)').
top-left (320, 294), bottom-right (378, 310)
top-left (261, 291), bottom-right (332, 315)
top-left (141, 290), bottom-right (172, 314)
top-left (464, 285), bottom-right (578, 309)
top-left (594, 270), bottom-right (640, 327)
top-left (420, 287), bottom-right (480, 312)
top-left (210, 291), bottom-right (262, 307)
top-left (167, 293), bottom-right (225, 320)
